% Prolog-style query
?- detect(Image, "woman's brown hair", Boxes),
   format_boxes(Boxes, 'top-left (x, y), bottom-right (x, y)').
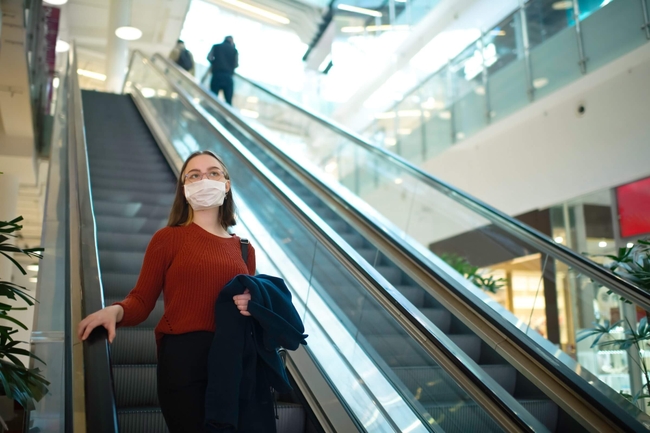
top-left (167, 150), bottom-right (237, 229)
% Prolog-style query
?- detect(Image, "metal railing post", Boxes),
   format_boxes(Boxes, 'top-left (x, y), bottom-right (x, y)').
top-left (572, 0), bottom-right (589, 74)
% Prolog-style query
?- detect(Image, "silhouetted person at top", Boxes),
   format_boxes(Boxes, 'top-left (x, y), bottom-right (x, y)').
top-left (207, 36), bottom-right (238, 105)
top-left (169, 39), bottom-right (195, 75)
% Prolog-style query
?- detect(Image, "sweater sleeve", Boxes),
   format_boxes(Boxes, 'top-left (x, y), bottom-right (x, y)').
top-left (113, 228), bottom-right (175, 327)
top-left (247, 243), bottom-right (256, 276)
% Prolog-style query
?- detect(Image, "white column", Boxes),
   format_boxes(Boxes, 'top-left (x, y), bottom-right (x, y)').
top-left (0, 174), bottom-right (19, 279)
top-left (105, 0), bottom-right (131, 93)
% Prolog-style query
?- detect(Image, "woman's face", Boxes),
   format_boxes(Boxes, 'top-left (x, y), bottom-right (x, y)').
top-left (183, 154), bottom-right (230, 192)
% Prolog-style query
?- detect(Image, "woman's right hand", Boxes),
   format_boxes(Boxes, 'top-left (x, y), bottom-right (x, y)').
top-left (77, 305), bottom-right (124, 343)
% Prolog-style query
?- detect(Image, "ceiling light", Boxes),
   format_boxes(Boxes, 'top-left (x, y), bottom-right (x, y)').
top-left (223, 0), bottom-right (290, 24)
top-left (140, 87), bottom-right (156, 98)
top-left (397, 109), bottom-right (421, 117)
top-left (552, 1), bottom-right (573, 10)
top-left (474, 86), bottom-right (486, 95)
top-left (438, 111), bottom-right (451, 120)
top-left (44, 0), bottom-right (68, 4)
top-left (52, 77), bottom-right (60, 89)
top-left (374, 112), bottom-right (396, 120)
top-left (27, 264), bottom-right (39, 272)
top-left (29, 277), bottom-right (38, 283)
top-left (77, 69), bottom-right (106, 81)
top-left (365, 24), bottom-right (409, 32)
top-left (627, 242), bottom-right (634, 248)
top-left (337, 4), bottom-right (382, 17)
top-left (384, 137), bottom-right (397, 146)
top-left (394, 178), bottom-right (403, 184)
top-left (533, 77), bottom-right (549, 89)
top-left (397, 128), bottom-right (411, 135)
top-left (115, 26), bottom-right (143, 41)
top-left (554, 236), bottom-right (564, 243)
top-left (246, 96), bottom-right (259, 103)
top-left (55, 40), bottom-right (70, 53)
top-left (157, 89), bottom-right (167, 97)
top-left (240, 108), bottom-right (259, 119)
top-left (325, 161), bottom-right (338, 173)
top-left (421, 97), bottom-right (436, 110)
top-left (599, 241), bottom-right (608, 248)
top-left (456, 132), bottom-right (465, 140)
top-left (341, 26), bottom-right (365, 33)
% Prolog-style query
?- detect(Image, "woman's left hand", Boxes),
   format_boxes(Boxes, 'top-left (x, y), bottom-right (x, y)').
top-left (233, 289), bottom-right (251, 316)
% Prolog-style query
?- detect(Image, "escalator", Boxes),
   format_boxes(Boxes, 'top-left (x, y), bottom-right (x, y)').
top-left (149, 54), bottom-right (650, 432)
top-left (62, 44), bottom-right (650, 433)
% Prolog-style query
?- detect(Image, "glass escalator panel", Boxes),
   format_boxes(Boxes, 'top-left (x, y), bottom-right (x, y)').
top-left (149, 52), bottom-right (650, 429)
top-left (124, 52), bottom-right (520, 432)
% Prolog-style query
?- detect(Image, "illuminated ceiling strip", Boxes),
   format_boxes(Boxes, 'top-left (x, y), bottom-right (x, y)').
top-left (221, 0), bottom-right (290, 24)
top-left (337, 4), bottom-right (382, 17)
top-left (77, 69), bottom-right (107, 81)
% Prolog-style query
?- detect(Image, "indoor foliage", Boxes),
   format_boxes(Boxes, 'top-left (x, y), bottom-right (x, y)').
top-left (439, 252), bottom-right (506, 294)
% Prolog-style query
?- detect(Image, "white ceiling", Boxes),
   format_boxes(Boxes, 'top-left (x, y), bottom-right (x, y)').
top-left (56, 0), bottom-right (326, 90)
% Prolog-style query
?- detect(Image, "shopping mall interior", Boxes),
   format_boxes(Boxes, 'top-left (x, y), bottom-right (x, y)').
top-left (0, 0), bottom-right (649, 431)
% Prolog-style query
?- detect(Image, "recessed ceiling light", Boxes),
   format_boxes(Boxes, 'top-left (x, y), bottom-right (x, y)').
top-left (337, 4), bottom-right (382, 17)
top-left (55, 40), bottom-right (70, 53)
top-left (77, 69), bottom-right (107, 81)
top-left (533, 77), bottom-right (549, 89)
top-left (222, 0), bottom-right (290, 24)
top-left (554, 236), bottom-right (564, 243)
top-left (394, 178), bottom-right (403, 184)
top-left (552, 1), bottom-right (573, 10)
top-left (384, 137), bottom-right (396, 146)
top-left (27, 264), bottom-right (40, 272)
top-left (44, 0), bottom-right (68, 5)
top-left (599, 241), bottom-right (608, 248)
top-left (29, 277), bottom-right (38, 283)
top-left (52, 77), bottom-right (60, 89)
top-left (438, 111), bottom-right (451, 120)
top-left (115, 26), bottom-right (143, 41)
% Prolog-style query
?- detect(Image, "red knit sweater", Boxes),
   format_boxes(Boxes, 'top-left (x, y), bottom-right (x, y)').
top-left (114, 223), bottom-right (256, 344)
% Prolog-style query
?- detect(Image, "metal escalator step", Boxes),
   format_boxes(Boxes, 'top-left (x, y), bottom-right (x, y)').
top-left (99, 251), bottom-right (145, 274)
top-left (518, 399), bottom-right (558, 431)
top-left (106, 297), bottom-right (163, 328)
top-left (93, 200), bottom-right (171, 219)
top-left (366, 334), bottom-right (481, 366)
top-left (375, 265), bottom-right (402, 285)
top-left (98, 232), bottom-right (153, 252)
top-left (339, 233), bottom-right (364, 248)
top-left (90, 177), bottom-right (176, 194)
top-left (396, 285), bottom-right (425, 307)
top-left (89, 158), bottom-right (171, 172)
top-left (112, 327), bottom-right (157, 364)
top-left (113, 364), bottom-right (158, 407)
top-left (420, 308), bottom-right (452, 333)
top-left (91, 187), bottom-right (175, 206)
top-left (89, 166), bottom-right (175, 183)
top-left (96, 215), bottom-right (167, 234)
top-left (276, 403), bottom-right (305, 433)
top-left (356, 248), bottom-right (379, 264)
top-left (393, 364), bottom-right (516, 403)
top-left (118, 407), bottom-right (168, 433)
top-left (101, 272), bottom-right (139, 298)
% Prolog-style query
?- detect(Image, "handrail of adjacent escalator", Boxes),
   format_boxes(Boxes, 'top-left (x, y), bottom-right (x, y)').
top-left (196, 61), bottom-right (650, 313)
top-left (68, 44), bottom-right (120, 433)
top-left (153, 54), bottom-right (650, 431)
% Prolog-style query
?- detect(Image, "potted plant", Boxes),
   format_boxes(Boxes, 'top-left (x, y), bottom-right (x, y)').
top-left (0, 217), bottom-right (49, 429)
top-left (439, 252), bottom-right (506, 294)
top-left (577, 239), bottom-right (650, 406)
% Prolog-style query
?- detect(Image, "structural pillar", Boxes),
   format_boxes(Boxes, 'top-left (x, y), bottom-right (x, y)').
top-left (0, 174), bottom-right (19, 280)
top-left (105, 0), bottom-right (131, 93)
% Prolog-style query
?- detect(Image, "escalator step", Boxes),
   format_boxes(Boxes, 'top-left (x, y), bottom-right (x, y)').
top-left (276, 403), bottom-right (306, 433)
top-left (113, 364), bottom-right (158, 407)
top-left (420, 308), bottom-right (451, 333)
top-left (90, 177), bottom-right (176, 194)
top-left (375, 266), bottom-right (403, 285)
top-left (99, 250), bottom-right (145, 274)
top-left (118, 407), bottom-right (168, 433)
top-left (98, 232), bottom-right (153, 252)
top-left (89, 166), bottom-right (175, 183)
top-left (396, 285), bottom-right (425, 307)
top-left (91, 187), bottom-right (175, 206)
top-left (102, 272), bottom-right (139, 298)
top-left (93, 200), bottom-right (171, 219)
top-left (95, 215), bottom-right (167, 234)
top-left (89, 158), bottom-right (171, 173)
top-left (112, 327), bottom-right (157, 364)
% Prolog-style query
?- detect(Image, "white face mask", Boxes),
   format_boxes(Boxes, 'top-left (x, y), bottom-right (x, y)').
top-left (184, 179), bottom-right (227, 211)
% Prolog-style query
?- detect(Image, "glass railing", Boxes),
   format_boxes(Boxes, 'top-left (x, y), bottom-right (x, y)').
top-left (365, 0), bottom-right (650, 163)
top-left (152, 51), bottom-right (650, 423)
top-left (124, 51), bottom-right (533, 432)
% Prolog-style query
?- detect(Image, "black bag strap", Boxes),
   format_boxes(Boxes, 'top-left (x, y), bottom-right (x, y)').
top-left (240, 238), bottom-right (249, 267)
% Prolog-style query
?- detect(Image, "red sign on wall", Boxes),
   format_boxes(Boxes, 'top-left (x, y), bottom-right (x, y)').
top-left (617, 176), bottom-right (650, 238)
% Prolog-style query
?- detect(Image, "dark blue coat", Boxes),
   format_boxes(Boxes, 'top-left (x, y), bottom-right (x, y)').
top-left (205, 274), bottom-right (307, 432)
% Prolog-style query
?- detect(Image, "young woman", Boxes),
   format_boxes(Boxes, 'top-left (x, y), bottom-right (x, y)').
top-left (77, 150), bottom-right (255, 433)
